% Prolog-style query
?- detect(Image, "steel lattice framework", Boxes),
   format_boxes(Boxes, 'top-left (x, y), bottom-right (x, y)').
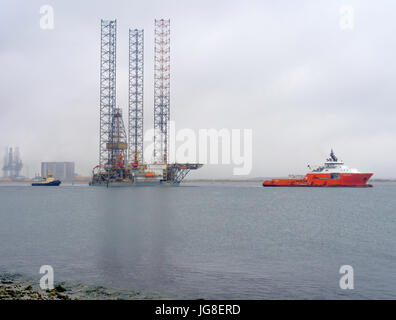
top-left (128, 29), bottom-right (144, 165)
top-left (99, 19), bottom-right (117, 166)
top-left (153, 19), bottom-right (170, 163)
top-left (109, 107), bottom-right (128, 167)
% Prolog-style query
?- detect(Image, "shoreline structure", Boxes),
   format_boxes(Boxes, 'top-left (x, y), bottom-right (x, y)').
top-left (0, 179), bottom-right (395, 185)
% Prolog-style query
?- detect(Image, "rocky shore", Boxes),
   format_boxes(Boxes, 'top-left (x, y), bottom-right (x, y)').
top-left (0, 279), bottom-right (71, 300)
top-left (0, 273), bottom-right (162, 300)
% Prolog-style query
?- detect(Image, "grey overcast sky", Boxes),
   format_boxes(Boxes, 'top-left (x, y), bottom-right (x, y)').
top-left (1, 0), bottom-right (395, 179)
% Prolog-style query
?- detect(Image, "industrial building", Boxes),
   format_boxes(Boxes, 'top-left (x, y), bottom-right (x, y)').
top-left (41, 162), bottom-right (75, 180)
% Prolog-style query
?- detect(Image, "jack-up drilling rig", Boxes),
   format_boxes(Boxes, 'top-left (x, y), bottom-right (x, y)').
top-left (2, 147), bottom-right (23, 181)
top-left (90, 19), bottom-right (202, 187)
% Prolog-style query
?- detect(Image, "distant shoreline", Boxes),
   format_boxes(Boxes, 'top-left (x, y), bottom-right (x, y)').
top-left (1, 179), bottom-right (395, 185)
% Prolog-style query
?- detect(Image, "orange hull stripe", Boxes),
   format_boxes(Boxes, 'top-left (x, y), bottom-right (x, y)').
top-left (263, 173), bottom-right (373, 187)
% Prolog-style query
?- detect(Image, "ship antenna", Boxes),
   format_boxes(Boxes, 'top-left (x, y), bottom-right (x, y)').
top-left (330, 149), bottom-right (338, 162)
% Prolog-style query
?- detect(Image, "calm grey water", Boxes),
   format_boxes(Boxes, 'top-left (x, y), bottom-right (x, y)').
top-left (0, 183), bottom-right (395, 299)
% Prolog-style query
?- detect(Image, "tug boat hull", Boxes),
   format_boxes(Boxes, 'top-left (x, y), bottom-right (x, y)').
top-left (32, 180), bottom-right (61, 186)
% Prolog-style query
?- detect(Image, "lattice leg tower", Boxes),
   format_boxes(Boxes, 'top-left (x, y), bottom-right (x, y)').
top-left (128, 29), bottom-right (144, 165)
top-left (99, 19), bottom-right (117, 167)
top-left (153, 19), bottom-right (170, 163)
top-left (109, 108), bottom-right (128, 167)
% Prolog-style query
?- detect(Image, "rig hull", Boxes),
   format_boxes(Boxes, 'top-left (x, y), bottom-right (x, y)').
top-left (89, 180), bottom-right (178, 187)
top-left (89, 163), bottom-right (203, 187)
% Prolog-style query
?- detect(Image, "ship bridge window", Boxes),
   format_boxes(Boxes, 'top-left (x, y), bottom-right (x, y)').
top-left (331, 173), bottom-right (340, 180)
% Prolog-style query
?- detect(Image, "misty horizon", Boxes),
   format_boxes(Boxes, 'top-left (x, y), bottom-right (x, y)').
top-left (1, 0), bottom-right (395, 179)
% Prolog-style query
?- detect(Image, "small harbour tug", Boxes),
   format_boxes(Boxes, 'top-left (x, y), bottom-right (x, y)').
top-left (32, 171), bottom-right (61, 186)
top-left (263, 150), bottom-right (373, 187)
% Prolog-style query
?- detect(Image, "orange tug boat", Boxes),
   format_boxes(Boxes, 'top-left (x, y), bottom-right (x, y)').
top-left (263, 150), bottom-right (373, 188)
